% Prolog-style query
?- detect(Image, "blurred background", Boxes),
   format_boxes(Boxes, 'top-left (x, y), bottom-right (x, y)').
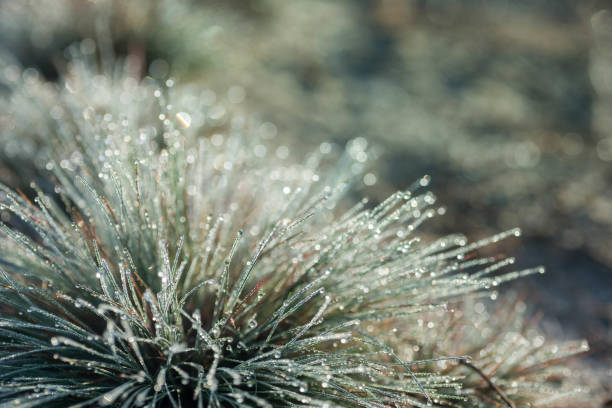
top-left (1, 0), bottom-right (611, 398)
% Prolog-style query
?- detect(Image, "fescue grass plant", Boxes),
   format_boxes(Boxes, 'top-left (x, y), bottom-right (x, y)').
top-left (0, 48), bottom-right (591, 407)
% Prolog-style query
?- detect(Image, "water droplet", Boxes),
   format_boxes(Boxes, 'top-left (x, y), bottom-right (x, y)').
top-left (176, 112), bottom-right (191, 128)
